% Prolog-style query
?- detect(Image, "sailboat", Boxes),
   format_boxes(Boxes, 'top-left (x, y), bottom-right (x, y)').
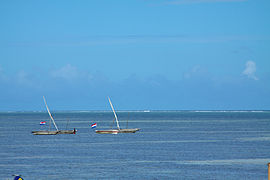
top-left (95, 97), bottom-right (140, 134)
top-left (32, 96), bottom-right (77, 135)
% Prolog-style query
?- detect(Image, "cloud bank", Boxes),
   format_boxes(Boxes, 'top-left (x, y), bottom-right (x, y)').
top-left (242, 60), bottom-right (258, 80)
top-left (0, 62), bottom-right (269, 110)
top-left (50, 64), bottom-right (80, 81)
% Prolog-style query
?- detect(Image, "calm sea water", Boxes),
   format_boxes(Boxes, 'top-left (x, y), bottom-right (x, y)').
top-left (1, 111), bottom-right (270, 180)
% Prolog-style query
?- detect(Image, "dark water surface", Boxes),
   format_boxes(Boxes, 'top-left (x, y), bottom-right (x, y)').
top-left (1, 111), bottom-right (270, 179)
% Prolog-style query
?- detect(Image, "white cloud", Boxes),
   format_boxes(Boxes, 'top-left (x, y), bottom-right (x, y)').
top-left (15, 70), bottom-right (35, 87)
top-left (0, 66), bottom-right (35, 86)
top-left (242, 60), bottom-right (258, 80)
top-left (184, 65), bottom-right (208, 79)
top-left (50, 64), bottom-right (80, 80)
top-left (50, 64), bottom-right (96, 83)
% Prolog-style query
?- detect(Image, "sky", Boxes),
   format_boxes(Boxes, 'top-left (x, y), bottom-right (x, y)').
top-left (0, 0), bottom-right (270, 111)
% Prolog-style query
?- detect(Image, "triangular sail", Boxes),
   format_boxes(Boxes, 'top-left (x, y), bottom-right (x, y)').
top-left (43, 96), bottom-right (59, 131)
top-left (108, 97), bottom-right (120, 130)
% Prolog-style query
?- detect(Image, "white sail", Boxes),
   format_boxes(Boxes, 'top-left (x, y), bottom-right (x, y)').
top-left (43, 96), bottom-right (59, 131)
top-left (108, 97), bottom-right (120, 130)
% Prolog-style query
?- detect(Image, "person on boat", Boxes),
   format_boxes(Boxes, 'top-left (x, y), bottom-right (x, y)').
top-left (73, 128), bottom-right (76, 134)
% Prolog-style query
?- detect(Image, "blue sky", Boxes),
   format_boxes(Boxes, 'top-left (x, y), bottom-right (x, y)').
top-left (0, 0), bottom-right (269, 111)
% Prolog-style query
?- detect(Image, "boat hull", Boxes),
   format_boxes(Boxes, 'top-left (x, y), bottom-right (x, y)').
top-left (95, 128), bottom-right (139, 134)
top-left (32, 129), bottom-right (77, 135)
top-left (31, 131), bottom-right (58, 135)
top-left (118, 128), bottom-right (140, 133)
top-left (58, 129), bottom-right (77, 134)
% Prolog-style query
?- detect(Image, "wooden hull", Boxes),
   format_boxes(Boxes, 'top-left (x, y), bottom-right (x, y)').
top-left (58, 129), bottom-right (77, 134)
top-left (32, 131), bottom-right (58, 135)
top-left (95, 130), bottom-right (119, 134)
top-left (95, 128), bottom-right (139, 134)
top-left (32, 129), bottom-right (77, 135)
top-left (119, 128), bottom-right (140, 133)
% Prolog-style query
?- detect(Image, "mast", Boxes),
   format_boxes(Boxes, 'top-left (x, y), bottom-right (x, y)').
top-left (43, 96), bottom-right (59, 131)
top-left (108, 97), bottom-right (120, 130)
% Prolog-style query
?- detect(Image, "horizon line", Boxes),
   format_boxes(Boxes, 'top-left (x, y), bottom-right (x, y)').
top-left (0, 110), bottom-right (269, 113)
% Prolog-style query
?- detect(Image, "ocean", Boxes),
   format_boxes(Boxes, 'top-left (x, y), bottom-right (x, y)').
top-left (0, 111), bottom-right (270, 179)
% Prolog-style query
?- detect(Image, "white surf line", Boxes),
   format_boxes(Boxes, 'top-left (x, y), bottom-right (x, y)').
top-left (131, 158), bottom-right (270, 166)
top-left (180, 158), bottom-right (270, 165)
top-left (237, 136), bottom-right (270, 142)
